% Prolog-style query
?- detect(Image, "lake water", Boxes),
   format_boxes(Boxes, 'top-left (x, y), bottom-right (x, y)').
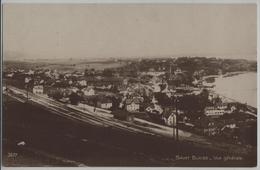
top-left (213, 72), bottom-right (257, 108)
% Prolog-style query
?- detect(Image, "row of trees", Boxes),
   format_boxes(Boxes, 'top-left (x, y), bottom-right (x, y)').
top-left (47, 88), bottom-right (123, 110)
top-left (150, 89), bottom-right (210, 120)
top-left (118, 57), bottom-right (256, 81)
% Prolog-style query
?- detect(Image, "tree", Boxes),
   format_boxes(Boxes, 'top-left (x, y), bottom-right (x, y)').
top-left (84, 68), bottom-right (95, 77)
top-left (103, 69), bottom-right (114, 77)
top-left (84, 69), bottom-right (89, 76)
top-left (69, 92), bottom-right (81, 105)
top-left (212, 96), bottom-right (222, 105)
top-left (178, 94), bottom-right (205, 120)
top-left (52, 91), bottom-right (63, 100)
top-left (154, 92), bottom-right (172, 107)
top-left (111, 96), bottom-right (120, 111)
top-left (199, 89), bottom-right (210, 107)
top-left (47, 89), bottom-right (63, 100)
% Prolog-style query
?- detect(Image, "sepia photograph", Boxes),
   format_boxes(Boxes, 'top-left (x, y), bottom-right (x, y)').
top-left (1, 0), bottom-right (258, 168)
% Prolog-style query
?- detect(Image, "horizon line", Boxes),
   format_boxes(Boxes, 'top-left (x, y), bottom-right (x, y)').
top-left (3, 55), bottom-right (257, 62)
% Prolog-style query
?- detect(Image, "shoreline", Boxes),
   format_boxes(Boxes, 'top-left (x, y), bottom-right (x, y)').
top-left (222, 71), bottom-right (249, 77)
top-left (203, 71), bottom-right (250, 81)
top-left (203, 71), bottom-right (257, 109)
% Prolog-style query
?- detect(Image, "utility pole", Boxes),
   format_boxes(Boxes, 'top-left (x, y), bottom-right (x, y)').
top-left (25, 77), bottom-right (31, 102)
top-left (172, 111), bottom-right (176, 140)
top-left (4, 79), bottom-right (8, 106)
top-left (173, 97), bottom-right (179, 142)
top-left (170, 60), bottom-right (172, 80)
top-left (176, 97), bottom-right (179, 142)
top-left (27, 84), bottom-right (29, 101)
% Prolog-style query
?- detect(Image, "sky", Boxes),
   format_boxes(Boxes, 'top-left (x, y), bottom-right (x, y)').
top-left (3, 4), bottom-right (257, 60)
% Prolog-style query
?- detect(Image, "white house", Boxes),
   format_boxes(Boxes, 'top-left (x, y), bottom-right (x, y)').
top-left (208, 93), bottom-right (220, 102)
top-left (221, 123), bottom-right (236, 131)
top-left (174, 68), bottom-right (182, 75)
top-left (39, 79), bottom-right (45, 84)
top-left (97, 98), bottom-right (113, 109)
top-left (192, 79), bottom-right (199, 86)
top-left (144, 71), bottom-right (165, 77)
top-left (33, 85), bottom-right (44, 95)
top-left (146, 104), bottom-right (163, 115)
top-left (78, 80), bottom-right (87, 86)
top-left (82, 87), bottom-right (95, 96)
top-left (78, 102), bottom-right (90, 109)
top-left (161, 83), bottom-right (172, 97)
top-left (204, 107), bottom-right (225, 117)
top-left (225, 105), bottom-right (237, 114)
top-left (154, 104), bottom-right (164, 114)
top-left (69, 80), bottom-right (73, 85)
top-left (6, 73), bottom-right (14, 78)
top-left (27, 70), bottom-right (35, 75)
top-left (125, 98), bottom-right (141, 112)
top-left (216, 104), bottom-right (228, 110)
top-left (123, 78), bottom-right (128, 85)
top-left (44, 70), bottom-right (52, 77)
top-left (100, 102), bottom-right (112, 109)
top-left (153, 83), bottom-right (161, 93)
top-left (164, 113), bottom-right (177, 127)
top-left (71, 87), bottom-right (79, 93)
top-left (151, 96), bottom-right (158, 104)
top-left (126, 102), bottom-right (139, 112)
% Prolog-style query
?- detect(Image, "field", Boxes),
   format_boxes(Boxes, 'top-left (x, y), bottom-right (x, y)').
top-left (3, 59), bottom-right (127, 72)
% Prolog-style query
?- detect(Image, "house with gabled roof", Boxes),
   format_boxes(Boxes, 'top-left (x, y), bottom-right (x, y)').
top-left (33, 85), bottom-right (44, 95)
top-left (97, 97), bottom-right (113, 109)
top-left (125, 97), bottom-right (142, 112)
top-left (81, 86), bottom-right (95, 96)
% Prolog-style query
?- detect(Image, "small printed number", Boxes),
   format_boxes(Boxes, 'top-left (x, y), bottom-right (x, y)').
top-left (8, 152), bottom-right (18, 158)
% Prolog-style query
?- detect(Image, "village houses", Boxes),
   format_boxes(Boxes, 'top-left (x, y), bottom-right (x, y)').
top-left (97, 98), bottom-right (113, 109)
top-left (81, 86), bottom-right (95, 96)
top-left (125, 98), bottom-right (142, 112)
top-left (33, 85), bottom-right (44, 95)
